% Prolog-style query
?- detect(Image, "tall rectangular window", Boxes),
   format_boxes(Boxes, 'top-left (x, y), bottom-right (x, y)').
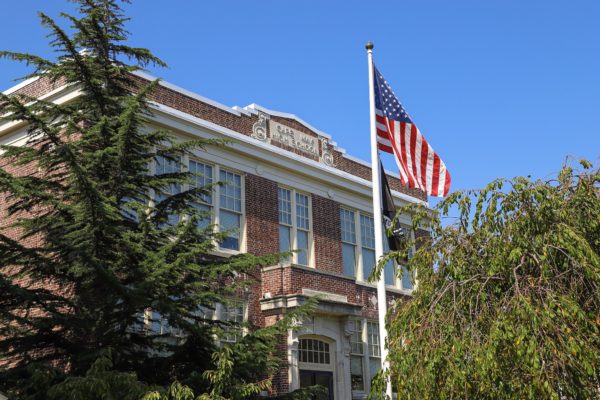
top-left (278, 188), bottom-right (311, 266)
top-left (221, 303), bottom-right (244, 343)
top-left (295, 193), bottom-right (310, 266)
top-left (278, 188), bottom-right (292, 262)
top-left (367, 321), bottom-right (381, 382)
top-left (382, 234), bottom-right (396, 286)
top-left (189, 160), bottom-right (213, 229)
top-left (155, 155), bottom-right (181, 226)
top-left (350, 319), bottom-right (365, 391)
top-left (360, 215), bottom-right (376, 281)
top-left (340, 209), bottom-right (357, 277)
top-left (219, 169), bottom-right (242, 250)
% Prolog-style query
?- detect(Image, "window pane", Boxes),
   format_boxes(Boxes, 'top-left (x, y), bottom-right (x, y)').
top-left (367, 322), bottom-right (381, 357)
top-left (219, 170), bottom-right (241, 212)
top-left (279, 225), bottom-right (291, 252)
top-left (402, 265), bottom-right (413, 290)
top-left (369, 357), bottom-right (382, 383)
top-left (220, 210), bottom-right (240, 250)
top-left (296, 193), bottom-right (310, 230)
top-left (362, 248), bottom-right (376, 281)
top-left (192, 202), bottom-right (211, 229)
top-left (297, 230), bottom-right (309, 266)
top-left (189, 160), bottom-right (213, 204)
top-left (351, 356), bottom-right (365, 391)
top-left (360, 214), bottom-right (375, 249)
top-left (384, 260), bottom-right (395, 285)
top-left (340, 209), bottom-right (356, 244)
top-left (278, 188), bottom-right (292, 225)
top-left (342, 243), bottom-right (357, 277)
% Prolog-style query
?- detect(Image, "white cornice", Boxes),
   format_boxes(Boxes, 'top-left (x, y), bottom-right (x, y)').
top-left (148, 101), bottom-right (428, 208)
top-left (0, 76), bottom-right (429, 208)
top-left (2, 76), bottom-right (41, 95)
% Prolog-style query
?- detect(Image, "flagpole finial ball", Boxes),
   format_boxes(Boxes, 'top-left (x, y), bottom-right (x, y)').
top-left (365, 41), bottom-right (374, 50)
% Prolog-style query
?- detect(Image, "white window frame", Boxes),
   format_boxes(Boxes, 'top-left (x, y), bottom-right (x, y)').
top-left (152, 154), bottom-right (246, 254)
top-left (340, 206), bottom-right (416, 292)
top-left (349, 318), bottom-right (366, 393)
top-left (340, 208), bottom-right (358, 278)
top-left (278, 186), bottom-right (314, 267)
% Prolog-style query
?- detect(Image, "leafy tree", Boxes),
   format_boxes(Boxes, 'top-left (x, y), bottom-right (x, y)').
top-left (0, 0), bottom-right (296, 398)
top-left (373, 161), bottom-right (600, 399)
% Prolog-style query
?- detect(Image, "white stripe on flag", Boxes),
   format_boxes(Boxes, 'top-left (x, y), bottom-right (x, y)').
top-left (425, 143), bottom-right (435, 194)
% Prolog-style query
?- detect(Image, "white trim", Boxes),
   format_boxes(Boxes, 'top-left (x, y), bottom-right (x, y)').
top-left (131, 70), bottom-right (242, 117)
top-left (0, 79), bottom-right (430, 209)
top-left (2, 76), bottom-right (41, 95)
top-left (148, 102), bottom-right (429, 208)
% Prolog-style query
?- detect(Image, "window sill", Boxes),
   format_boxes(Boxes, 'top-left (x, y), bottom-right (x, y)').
top-left (210, 248), bottom-right (242, 258)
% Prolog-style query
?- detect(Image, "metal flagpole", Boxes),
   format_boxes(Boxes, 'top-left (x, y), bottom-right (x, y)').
top-left (366, 41), bottom-right (393, 398)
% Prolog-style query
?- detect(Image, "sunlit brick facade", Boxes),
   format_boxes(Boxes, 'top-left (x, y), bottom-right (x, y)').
top-left (0, 72), bottom-right (430, 399)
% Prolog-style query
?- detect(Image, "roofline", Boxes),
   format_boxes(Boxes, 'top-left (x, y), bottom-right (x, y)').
top-left (1, 72), bottom-right (427, 205)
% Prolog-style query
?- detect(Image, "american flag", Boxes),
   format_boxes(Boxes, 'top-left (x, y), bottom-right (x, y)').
top-left (374, 65), bottom-right (451, 197)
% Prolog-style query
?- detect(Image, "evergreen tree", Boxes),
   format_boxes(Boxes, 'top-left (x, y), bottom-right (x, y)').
top-left (372, 161), bottom-right (600, 399)
top-left (0, 1), bottom-right (291, 397)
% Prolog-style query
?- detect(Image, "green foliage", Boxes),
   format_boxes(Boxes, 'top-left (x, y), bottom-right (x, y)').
top-left (0, 1), bottom-right (293, 398)
top-left (143, 304), bottom-right (323, 400)
top-left (378, 161), bottom-right (600, 399)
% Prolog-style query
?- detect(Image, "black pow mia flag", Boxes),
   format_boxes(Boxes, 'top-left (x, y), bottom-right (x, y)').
top-left (380, 162), bottom-right (406, 256)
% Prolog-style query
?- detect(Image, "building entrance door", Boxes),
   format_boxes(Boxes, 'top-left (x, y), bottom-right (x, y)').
top-left (299, 370), bottom-right (334, 400)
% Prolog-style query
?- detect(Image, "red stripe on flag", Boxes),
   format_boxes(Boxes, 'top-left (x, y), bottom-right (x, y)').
top-left (409, 124), bottom-right (418, 185)
top-left (431, 154), bottom-right (440, 197)
top-left (399, 122), bottom-right (414, 188)
top-left (420, 136), bottom-right (429, 190)
top-left (377, 143), bottom-right (393, 153)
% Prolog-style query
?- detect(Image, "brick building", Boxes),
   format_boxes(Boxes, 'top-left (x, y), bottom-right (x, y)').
top-left (0, 72), bottom-right (428, 399)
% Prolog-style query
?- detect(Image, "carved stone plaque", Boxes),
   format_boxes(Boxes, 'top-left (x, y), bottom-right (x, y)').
top-left (269, 120), bottom-right (319, 156)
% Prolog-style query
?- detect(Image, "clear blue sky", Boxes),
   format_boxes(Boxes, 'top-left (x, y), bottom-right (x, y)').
top-left (2, 0), bottom-right (599, 208)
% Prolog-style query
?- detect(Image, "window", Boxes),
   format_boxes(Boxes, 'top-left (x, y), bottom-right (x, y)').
top-left (360, 215), bottom-right (376, 281)
top-left (367, 321), bottom-right (381, 382)
top-left (298, 338), bottom-right (330, 364)
top-left (219, 169), bottom-right (242, 250)
top-left (155, 155), bottom-right (181, 226)
top-left (340, 209), bottom-right (357, 277)
top-left (189, 160), bottom-right (213, 229)
top-left (349, 319), bottom-right (365, 391)
top-left (382, 236), bottom-right (396, 286)
top-left (144, 309), bottom-right (183, 338)
top-left (278, 188), bottom-right (312, 266)
top-left (154, 157), bottom-right (244, 251)
top-left (221, 303), bottom-right (244, 343)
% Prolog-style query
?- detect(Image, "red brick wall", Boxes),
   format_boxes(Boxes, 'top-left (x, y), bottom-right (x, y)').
top-left (312, 195), bottom-right (342, 274)
top-left (4, 74), bottom-right (427, 202)
top-left (245, 174), bottom-right (279, 257)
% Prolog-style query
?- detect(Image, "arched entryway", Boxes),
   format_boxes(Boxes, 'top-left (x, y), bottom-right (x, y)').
top-left (297, 336), bottom-right (335, 400)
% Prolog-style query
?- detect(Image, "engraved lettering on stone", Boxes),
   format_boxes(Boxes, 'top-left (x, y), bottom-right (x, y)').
top-left (251, 111), bottom-right (269, 142)
top-left (269, 121), bottom-right (319, 156)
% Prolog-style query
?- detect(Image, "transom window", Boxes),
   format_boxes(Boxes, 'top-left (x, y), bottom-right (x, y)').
top-left (278, 188), bottom-right (312, 266)
top-left (298, 338), bottom-right (330, 364)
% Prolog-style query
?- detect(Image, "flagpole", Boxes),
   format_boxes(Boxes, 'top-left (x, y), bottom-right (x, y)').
top-left (366, 41), bottom-right (393, 398)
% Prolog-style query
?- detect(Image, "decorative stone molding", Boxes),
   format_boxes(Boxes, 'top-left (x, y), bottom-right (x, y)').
top-left (269, 120), bottom-right (318, 156)
top-left (251, 111), bottom-right (269, 141)
top-left (321, 138), bottom-right (334, 167)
